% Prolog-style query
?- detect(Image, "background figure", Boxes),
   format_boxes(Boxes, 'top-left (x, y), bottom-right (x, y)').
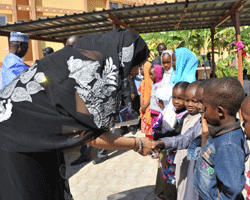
top-left (170, 48), bottom-right (198, 85)
top-left (151, 43), bottom-right (167, 65)
top-left (204, 52), bottom-right (216, 77)
top-left (119, 75), bottom-right (132, 136)
top-left (66, 35), bottom-right (80, 46)
top-left (243, 69), bottom-right (250, 80)
top-left (129, 67), bottom-right (142, 134)
top-left (42, 47), bottom-right (54, 57)
top-left (139, 61), bottom-right (153, 139)
top-left (149, 65), bottom-right (164, 131)
top-left (155, 50), bottom-right (173, 107)
top-left (0, 31), bottom-right (29, 89)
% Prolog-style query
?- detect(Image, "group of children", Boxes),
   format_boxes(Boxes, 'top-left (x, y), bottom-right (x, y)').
top-left (136, 47), bottom-right (250, 200)
top-left (147, 75), bottom-right (250, 200)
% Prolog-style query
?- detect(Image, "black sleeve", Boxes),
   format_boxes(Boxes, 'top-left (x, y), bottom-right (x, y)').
top-left (129, 77), bottom-right (136, 94)
top-left (174, 113), bottom-right (189, 135)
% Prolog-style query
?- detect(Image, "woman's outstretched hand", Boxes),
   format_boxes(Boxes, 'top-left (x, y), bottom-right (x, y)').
top-left (138, 137), bottom-right (153, 156)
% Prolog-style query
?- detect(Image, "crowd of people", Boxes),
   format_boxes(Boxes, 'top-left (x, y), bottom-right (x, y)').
top-left (0, 29), bottom-right (250, 200)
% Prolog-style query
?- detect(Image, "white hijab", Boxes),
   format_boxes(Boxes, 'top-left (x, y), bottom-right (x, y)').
top-left (155, 50), bottom-right (174, 105)
top-left (161, 50), bottom-right (173, 85)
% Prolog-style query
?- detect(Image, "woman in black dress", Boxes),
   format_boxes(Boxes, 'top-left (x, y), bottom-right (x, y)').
top-left (0, 28), bottom-right (152, 200)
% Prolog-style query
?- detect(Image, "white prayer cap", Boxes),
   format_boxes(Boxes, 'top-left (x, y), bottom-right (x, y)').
top-left (10, 31), bottom-right (29, 43)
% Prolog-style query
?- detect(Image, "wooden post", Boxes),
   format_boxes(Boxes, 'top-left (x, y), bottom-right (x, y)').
top-left (211, 27), bottom-right (215, 78)
top-left (12, 0), bottom-right (17, 22)
top-left (105, 0), bottom-right (110, 9)
top-left (29, 0), bottom-right (40, 62)
top-left (83, 0), bottom-right (88, 11)
top-left (109, 14), bottom-right (137, 33)
top-left (112, 23), bottom-right (119, 30)
top-left (234, 11), bottom-right (243, 86)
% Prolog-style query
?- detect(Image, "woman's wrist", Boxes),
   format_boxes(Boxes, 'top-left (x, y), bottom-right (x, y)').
top-left (134, 138), bottom-right (143, 153)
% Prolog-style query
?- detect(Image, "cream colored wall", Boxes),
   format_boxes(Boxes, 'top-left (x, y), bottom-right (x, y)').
top-left (0, 8), bottom-right (12, 67)
top-left (37, 0), bottom-right (85, 10)
top-left (88, 0), bottom-right (106, 11)
top-left (34, 0), bottom-right (86, 60)
top-left (0, 0), bottom-right (12, 4)
top-left (0, 37), bottom-right (9, 69)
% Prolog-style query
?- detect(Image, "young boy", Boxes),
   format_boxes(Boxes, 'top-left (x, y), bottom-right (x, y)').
top-left (193, 77), bottom-right (248, 200)
top-left (240, 96), bottom-right (250, 200)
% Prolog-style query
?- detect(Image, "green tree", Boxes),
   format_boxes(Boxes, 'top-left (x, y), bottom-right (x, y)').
top-left (141, 26), bottom-right (250, 77)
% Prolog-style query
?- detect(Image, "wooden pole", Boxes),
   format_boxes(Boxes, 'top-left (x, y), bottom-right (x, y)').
top-left (11, 0), bottom-right (17, 22)
top-left (105, 0), bottom-right (110, 9)
top-left (83, 0), bottom-right (88, 11)
top-left (211, 27), bottom-right (215, 78)
top-left (112, 23), bottom-right (119, 30)
top-left (234, 11), bottom-right (243, 86)
top-left (29, 0), bottom-right (40, 62)
top-left (109, 14), bottom-right (138, 33)
top-left (211, 1), bottom-right (243, 30)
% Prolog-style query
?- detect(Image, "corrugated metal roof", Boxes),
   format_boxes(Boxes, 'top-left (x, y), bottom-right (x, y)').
top-left (0, 0), bottom-right (249, 42)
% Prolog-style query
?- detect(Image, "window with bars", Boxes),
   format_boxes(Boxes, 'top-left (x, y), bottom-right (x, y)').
top-left (109, 2), bottom-right (119, 9)
top-left (122, 4), bottom-right (132, 8)
top-left (0, 15), bottom-right (7, 26)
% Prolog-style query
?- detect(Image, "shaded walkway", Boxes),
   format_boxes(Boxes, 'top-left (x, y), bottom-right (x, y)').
top-left (64, 130), bottom-right (158, 200)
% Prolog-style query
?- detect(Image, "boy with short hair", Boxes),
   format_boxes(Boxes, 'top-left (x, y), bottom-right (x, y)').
top-left (240, 96), bottom-right (250, 200)
top-left (193, 77), bottom-right (248, 200)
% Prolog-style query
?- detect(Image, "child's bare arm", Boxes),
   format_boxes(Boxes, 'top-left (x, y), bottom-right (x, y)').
top-left (141, 99), bottom-right (150, 114)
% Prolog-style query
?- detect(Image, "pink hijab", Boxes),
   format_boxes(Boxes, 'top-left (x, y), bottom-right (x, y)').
top-left (152, 64), bottom-right (163, 83)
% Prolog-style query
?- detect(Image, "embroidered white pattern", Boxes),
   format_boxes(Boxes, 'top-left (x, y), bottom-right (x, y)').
top-left (11, 87), bottom-right (32, 102)
top-left (20, 66), bottom-right (37, 84)
top-left (26, 81), bottom-right (45, 95)
top-left (0, 79), bottom-right (19, 99)
top-left (34, 72), bottom-right (46, 83)
top-left (121, 43), bottom-right (134, 67)
top-left (0, 99), bottom-right (13, 122)
top-left (68, 56), bottom-right (118, 128)
top-left (0, 64), bottom-right (45, 122)
top-left (67, 56), bottom-right (99, 88)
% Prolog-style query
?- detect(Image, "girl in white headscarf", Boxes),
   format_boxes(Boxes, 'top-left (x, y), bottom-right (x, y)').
top-left (155, 50), bottom-right (174, 108)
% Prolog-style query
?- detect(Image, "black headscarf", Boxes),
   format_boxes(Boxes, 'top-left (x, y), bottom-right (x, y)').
top-left (0, 28), bottom-right (149, 152)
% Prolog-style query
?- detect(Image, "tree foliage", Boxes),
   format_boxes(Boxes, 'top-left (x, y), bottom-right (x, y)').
top-left (140, 26), bottom-right (250, 78)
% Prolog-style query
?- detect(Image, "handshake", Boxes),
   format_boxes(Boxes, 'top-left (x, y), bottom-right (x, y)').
top-left (137, 137), bottom-right (166, 156)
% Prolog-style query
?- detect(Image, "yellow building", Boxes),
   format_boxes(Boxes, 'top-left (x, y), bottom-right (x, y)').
top-left (0, 0), bottom-right (169, 67)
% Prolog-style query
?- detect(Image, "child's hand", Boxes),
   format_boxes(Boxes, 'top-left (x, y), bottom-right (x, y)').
top-left (201, 115), bottom-right (209, 137)
top-left (131, 94), bottom-right (135, 100)
top-left (201, 115), bottom-right (209, 148)
top-left (158, 99), bottom-right (164, 109)
top-left (152, 140), bottom-right (165, 152)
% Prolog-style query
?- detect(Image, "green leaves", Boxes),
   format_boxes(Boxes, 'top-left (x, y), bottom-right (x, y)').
top-left (141, 26), bottom-right (250, 78)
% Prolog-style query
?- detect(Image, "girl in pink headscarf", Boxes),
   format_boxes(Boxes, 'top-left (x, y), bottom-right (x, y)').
top-left (149, 65), bottom-right (164, 132)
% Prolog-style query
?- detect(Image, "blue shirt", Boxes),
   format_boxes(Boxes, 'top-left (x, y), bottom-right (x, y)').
top-left (193, 128), bottom-right (248, 200)
top-left (0, 53), bottom-right (28, 89)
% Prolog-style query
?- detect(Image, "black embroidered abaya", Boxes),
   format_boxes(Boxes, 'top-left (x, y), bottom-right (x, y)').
top-left (0, 28), bottom-right (149, 200)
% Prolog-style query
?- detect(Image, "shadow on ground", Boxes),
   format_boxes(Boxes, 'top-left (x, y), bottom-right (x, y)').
top-left (64, 147), bottom-right (129, 178)
top-left (107, 185), bottom-right (156, 200)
